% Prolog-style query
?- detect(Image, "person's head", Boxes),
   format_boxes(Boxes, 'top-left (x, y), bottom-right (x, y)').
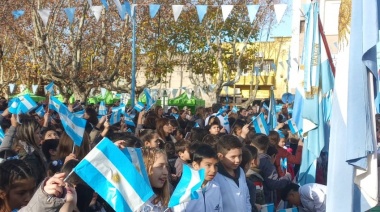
top-left (40, 127), bottom-right (60, 144)
top-left (250, 133), bottom-right (270, 153)
top-left (240, 147), bottom-right (253, 173)
top-left (142, 148), bottom-right (169, 206)
top-left (281, 183), bottom-right (301, 206)
top-left (211, 103), bottom-right (222, 113)
top-left (179, 110), bottom-right (187, 119)
top-left (109, 132), bottom-right (143, 148)
top-left (192, 144), bottom-right (218, 183)
top-left (175, 140), bottom-right (191, 161)
top-left (195, 107), bottom-right (206, 119)
top-left (41, 139), bottom-right (59, 162)
top-left (15, 114), bottom-right (41, 149)
top-left (190, 128), bottom-right (208, 143)
top-left (84, 107), bottom-right (99, 126)
top-left (168, 119), bottom-right (178, 132)
top-left (217, 135), bottom-right (243, 171)
top-left (207, 115), bottom-right (220, 126)
top-left (207, 122), bottom-right (220, 135)
top-left (238, 108), bottom-right (248, 117)
top-left (164, 141), bottom-right (175, 158)
top-left (231, 119), bottom-right (246, 137)
top-left (202, 134), bottom-right (219, 151)
top-left (174, 128), bottom-right (185, 141)
top-left (0, 118), bottom-right (11, 133)
top-left (0, 160), bottom-right (36, 211)
top-left (140, 129), bottom-right (161, 148)
top-left (156, 118), bottom-right (172, 138)
top-left (155, 106), bottom-right (164, 117)
top-left (245, 145), bottom-right (260, 168)
top-left (55, 131), bottom-right (91, 161)
top-left (268, 131), bottom-right (280, 146)
top-left (266, 144), bottom-right (278, 164)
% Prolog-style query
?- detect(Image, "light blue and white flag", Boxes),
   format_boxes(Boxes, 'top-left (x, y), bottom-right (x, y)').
top-left (194, 122), bottom-right (200, 128)
top-left (98, 101), bottom-right (107, 116)
top-left (9, 95), bottom-right (38, 114)
top-left (127, 128), bottom-right (132, 133)
top-left (58, 105), bottom-right (87, 146)
top-left (262, 102), bottom-right (269, 111)
top-left (124, 115), bottom-right (135, 127)
top-left (252, 113), bottom-right (269, 135)
top-left (143, 88), bottom-right (156, 111)
top-left (121, 147), bottom-right (150, 186)
top-left (0, 126), bottom-right (4, 140)
top-left (261, 203), bottom-right (274, 212)
top-left (73, 110), bottom-right (85, 118)
top-left (277, 208), bottom-right (298, 212)
top-left (45, 82), bottom-right (54, 95)
top-left (49, 96), bottom-right (63, 112)
top-left (109, 107), bottom-right (122, 125)
top-left (133, 102), bottom-right (144, 112)
top-left (168, 165), bottom-right (205, 207)
top-left (287, 119), bottom-right (299, 134)
top-left (35, 105), bottom-right (46, 117)
top-left (268, 87), bottom-right (277, 130)
top-left (231, 105), bottom-right (238, 114)
top-left (74, 137), bottom-right (154, 212)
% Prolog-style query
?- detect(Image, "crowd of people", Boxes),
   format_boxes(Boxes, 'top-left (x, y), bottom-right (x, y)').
top-left (0, 97), bottom-right (328, 212)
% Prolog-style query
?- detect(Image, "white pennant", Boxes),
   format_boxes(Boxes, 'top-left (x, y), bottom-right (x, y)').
top-left (209, 84), bottom-right (216, 92)
top-left (19, 84), bottom-right (26, 92)
top-left (186, 88), bottom-right (192, 99)
top-left (274, 4), bottom-right (287, 24)
top-left (131, 4), bottom-right (137, 17)
top-left (91, 6), bottom-right (103, 22)
top-left (172, 5), bottom-right (184, 22)
top-left (172, 88), bottom-right (178, 98)
top-left (112, 0), bottom-right (124, 19)
top-left (8, 83), bottom-right (15, 94)
top-left (38, 9), bottom-right (51, 27)
top-left (87, 0), bottom-right (93, 7)
top-left (221, 5), bottom-right (234, 22)
top-left (32, 85), bottom-right (38, 94)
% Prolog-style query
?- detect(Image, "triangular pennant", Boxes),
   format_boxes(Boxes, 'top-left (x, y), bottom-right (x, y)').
top-left (90, 88), bottom-right (95, 96)
top-left (37, 9), bottom-right (51, 27)
top-left (165, 88), bottom-right (172, 98)
top-left (19, 84), bottom-right (26, 92)
top-left (100, 87), bottom-right (107, 97)
top-left (246, 5), bottom-right (260, 23)
top-left (172, 5), bottom-right (184, 22)
top-left (196, 5), bottom-right (207, 23)
top-left (91, 6), bottom-right (103, 22)
top-left (149, 4), bottom-right (160, 18)
top-left (64, 7), bottom-right (76, 24)
top-left (87, 0), bottom-right (93, 7)
top-left (293, 58), bottom-right (299, 65)
top-left (32, 84), bottom-right (38, 94)
top-left (221, 5), bottom-right (234, 22)
top-left (12, 10), bottom-right (25, 20)
top-left (101, 0), bottom-right (109, 10)
top-left (124, 2), bottom-right (131, 17)
top-left (9, 83), bottom-right (15, 94)
top-left (172, 88), bottom-right (179, 98)
top-left (274, 4), bottom-right (287, 24)
top-left (112, 0), bottom-right (124, 20)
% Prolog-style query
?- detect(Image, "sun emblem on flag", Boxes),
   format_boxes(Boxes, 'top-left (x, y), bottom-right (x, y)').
top-left (259, 124), bottom-right (263, 128)
top-left (111, 172), bottom-right (120, 183)
top-left (70, 123), bottom-right (75, 129)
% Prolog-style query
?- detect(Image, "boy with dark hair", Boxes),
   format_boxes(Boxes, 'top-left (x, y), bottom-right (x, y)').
top-left (214, 135), bottom-right (251, 211)
top-left (174, 140), bottom-right (191, 179)
top-left (173, 144), bottom-right (223, 211)
top-left (250, 133), bottom-right (291, 204)
top-left (281, 183), bottom-right (327, 212)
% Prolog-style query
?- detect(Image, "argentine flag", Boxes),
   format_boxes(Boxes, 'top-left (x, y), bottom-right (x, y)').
top-left (231, 105), bottom-right (238, 114)
top-left (0, 126), bottom-right (4, 140)
top-left (287, 119), bottom-right (299, 134)
top-left (9, 95), bottom-right (38, 114)
top-left (277, 208), bottom-right (298, 212)
top-left (261, 203), bottom-right (274, 212)
top-left (168, 165), bottom-right (205, 207)
top-left (143, 88), bottom-right (156, 110)
top-left (98, 101), bottom-right (107, 116)
top-left (124, 115), bottom-right (135, 127)
top-left (121, 147), bottom-right (150, 186)
top-left (49, 96), bottom-right (62, 112)
top-left (109, 108), bottom-right (122, 125)
top-left (45, 82), bottom-right (55, 95)
top-left (134, 102), bottom-right (145, 112)
top-left (58, 105), bottom-right (87, 146)
top-left (252, 113), bottom-right (269, 135)
top-left (35, 105), bottom-right (46, 117)
top-left (73, 110), bottom-right (85, 118)
top-left (74, 137), bottom-right (154, 212)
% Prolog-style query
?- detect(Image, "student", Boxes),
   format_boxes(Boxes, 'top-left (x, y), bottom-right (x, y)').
top-left (173, 144), bottom-right (223, 212)
top-left (141, 148), bottom-right (170, 211)
top-left (174, 140), bottom-right (191, 179)
top-left (140, 129), bottom-right (161, 148)
top-left (250, 133), bottom-right (291, 204)
top-left (281, 183), bottom-right (327, 212)
top-left (213, 135), bottom-right (251, 212)
top-left (245, 146), bottom-right (265, 211)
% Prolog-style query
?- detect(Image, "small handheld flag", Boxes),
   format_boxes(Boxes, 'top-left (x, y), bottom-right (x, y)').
top-left (194, 122), bottom-right (200, 128)
top-left (98, 101), bottom-right (107, 116)
top-left (252, 113), bottom-right (269, 135)
top-left (121, 147), bottom-right (150, 186)
top-left (171, 113), bottom-right (179, 120)
top-left (58, 105), bottom-right (87, 146)
top-left (49, 96), bottom-right (62, 112)
top-left (45, 82), bottom-right (55, 95)
top-left (287, 119), bottom-right (299, 134)
top-left (231, 105), bottom-right (238, 114)
top-left (168, 165), bottom-right (205, 207)
top-left (124, 115), bottom-right (136, 127)
top-left (74, 137), bottom-right (154, 212)
top-left (35, 105), bottom-right (46, 117)
top-left (261, 203), bottom-right (274, 212)
top-left (133, 102), bottom-right (145, 112)
top-left (109, 108), bottom-right (122, 125)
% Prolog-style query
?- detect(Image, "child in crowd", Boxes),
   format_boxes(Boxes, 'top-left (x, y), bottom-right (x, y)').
top-left (173, 144), bottom-right (223, 212)
top-left (250, 133), bottom-right (291, 204)
top-left (141, 148), bottom-right (170, 211)
top-left (174, 140), bottom-right (191, 179)
top-left (240, 147), bottom-right (257, 211)
top-left (213, 135), bottom-right (251, 211)
top-left (140, 129), bottom-right (161, 148)
top-left (245, 145), bottom-right (265, 211)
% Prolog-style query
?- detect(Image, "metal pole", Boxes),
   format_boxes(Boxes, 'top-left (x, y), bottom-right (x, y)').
top-left (131, 1), bottom-right (137, 107)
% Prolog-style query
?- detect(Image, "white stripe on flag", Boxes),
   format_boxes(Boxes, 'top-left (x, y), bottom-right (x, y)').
top-left (19, 96), bottom-right (34, 110)
top-left (180, 166), bottom-right (201, 203)
top-left (86, 147), bottom-right (145, 210)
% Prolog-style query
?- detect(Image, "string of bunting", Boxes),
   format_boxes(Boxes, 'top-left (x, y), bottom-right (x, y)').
top-left (11, 1), bottom-right (289, 25)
